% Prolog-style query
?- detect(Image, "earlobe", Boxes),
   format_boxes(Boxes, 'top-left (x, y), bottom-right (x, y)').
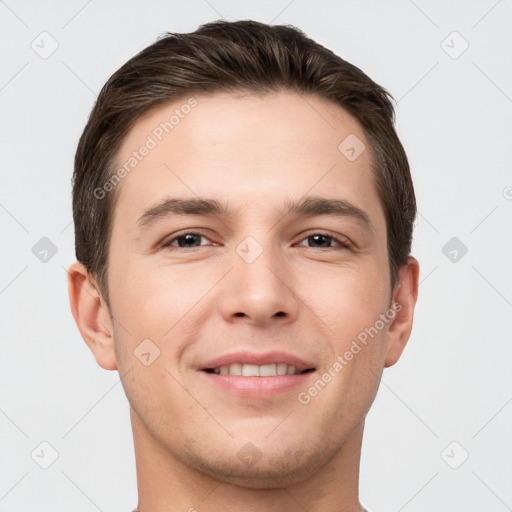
top-left (384, 256), bottom-right (420, 368)
top-left (67, 261), bottom-right (118, 371)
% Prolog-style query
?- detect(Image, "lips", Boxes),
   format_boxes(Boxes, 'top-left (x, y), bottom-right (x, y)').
top-left (198, 350), bottom-right (317, 398)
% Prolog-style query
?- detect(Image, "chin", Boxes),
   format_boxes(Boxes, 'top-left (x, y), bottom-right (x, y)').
top-left (180, 438), bottom-right (336, 489)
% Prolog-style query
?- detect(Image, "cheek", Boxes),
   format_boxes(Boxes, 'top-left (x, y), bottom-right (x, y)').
top-left (297, 257), bottom-right (390, 336)
top-left (303, 268), bottom-right (389, 419)
top-left (110, 261), bottom-right (218, 362)
top-left (299, 259), bottom-right (391, 392)
top-left (109, 257), bottom-right (189, 329)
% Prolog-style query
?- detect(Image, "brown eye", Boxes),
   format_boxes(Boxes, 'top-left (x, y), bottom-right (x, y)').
top-left (297, 233), bottom-right (350, 249)
top-left (161, 232), bottom-right (210, 249)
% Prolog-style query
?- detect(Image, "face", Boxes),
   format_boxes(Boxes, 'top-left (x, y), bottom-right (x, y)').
top-left (88, 90), bottom-right (411, 487)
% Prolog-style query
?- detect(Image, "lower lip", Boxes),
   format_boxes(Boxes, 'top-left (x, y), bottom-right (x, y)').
top-left (199, 370), bottom-right (314, 399)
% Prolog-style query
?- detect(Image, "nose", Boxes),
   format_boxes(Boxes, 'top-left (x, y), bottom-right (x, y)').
top-left (217, 237), bottom-right (300, 328)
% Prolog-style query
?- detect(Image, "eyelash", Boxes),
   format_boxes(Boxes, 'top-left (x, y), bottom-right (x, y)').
top-left (160, 230), bottom-right (351, 251)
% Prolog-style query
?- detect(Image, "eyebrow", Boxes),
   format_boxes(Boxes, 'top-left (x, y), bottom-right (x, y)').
top-left (136, 195), bottom-right (373, 232)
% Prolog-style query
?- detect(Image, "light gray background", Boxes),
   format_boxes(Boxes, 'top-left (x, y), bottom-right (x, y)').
top-left (1, 1), bottom-right (511, 511)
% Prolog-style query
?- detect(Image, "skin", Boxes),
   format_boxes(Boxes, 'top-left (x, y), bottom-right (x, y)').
top-left (68, 90), bottom-right (419, 512)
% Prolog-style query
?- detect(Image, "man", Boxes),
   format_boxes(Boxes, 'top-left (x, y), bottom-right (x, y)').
top-left (67, 19), bottom-right (419, 512)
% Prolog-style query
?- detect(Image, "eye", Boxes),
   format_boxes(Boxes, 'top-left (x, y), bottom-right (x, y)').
top-left (296, 232), bottom-right (350, 250)
top-left (160, 231), bottom-right (213, 249)
top-left (160, 230), bottom-right (351, 251)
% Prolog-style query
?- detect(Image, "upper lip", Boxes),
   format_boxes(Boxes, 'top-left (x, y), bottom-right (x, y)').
top-left (200, 350), bottom-right (316, 372)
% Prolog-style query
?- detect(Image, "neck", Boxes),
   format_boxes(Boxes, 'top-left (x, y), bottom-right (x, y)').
top-left (131, 407), bottom-right (365, 512)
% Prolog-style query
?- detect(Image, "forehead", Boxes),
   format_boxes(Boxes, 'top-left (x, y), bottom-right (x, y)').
top-left (110, 90), bottom-right (383, 231)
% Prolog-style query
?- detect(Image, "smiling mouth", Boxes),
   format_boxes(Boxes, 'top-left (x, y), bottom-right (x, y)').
top-left (203, 363), bottom-right (315, 376)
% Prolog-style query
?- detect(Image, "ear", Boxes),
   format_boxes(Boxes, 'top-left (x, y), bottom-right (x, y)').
top-left (67, 261), bottom-right (118, 371)
top-left (384, 256), bottom-right (420, 368)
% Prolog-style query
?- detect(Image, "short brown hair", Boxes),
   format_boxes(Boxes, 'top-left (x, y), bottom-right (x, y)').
top-left (72, 19), bottom-right (416, 309)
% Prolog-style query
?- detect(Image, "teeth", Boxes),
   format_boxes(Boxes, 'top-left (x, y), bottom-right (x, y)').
top-left (276, 363), bottom-right (288, 375)
top-left (242, 364), bottom-right (260, 377)
top-left (259, 364), bottom-right (276, 376)
top-left (211, 363), bottom-right (306, 376)
top-left (228, 363), bottom-right (242, 376)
